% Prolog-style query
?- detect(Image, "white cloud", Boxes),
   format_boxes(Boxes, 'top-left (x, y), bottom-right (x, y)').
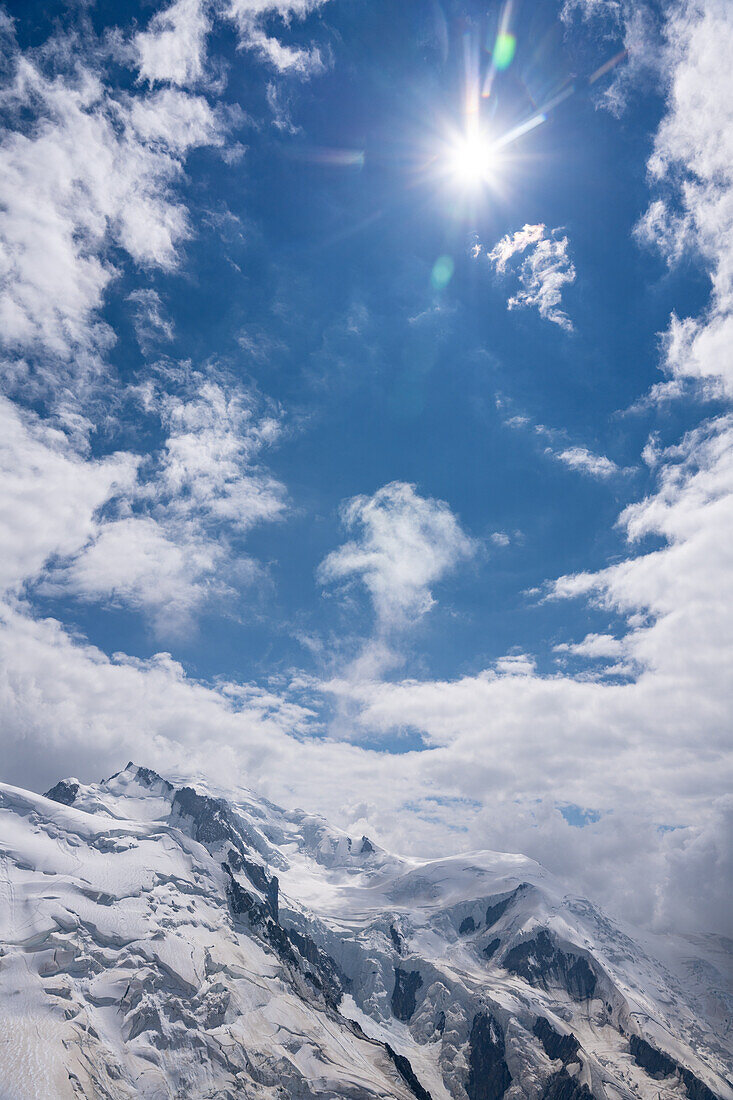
top-left (554, 632), bottom-right (626, 658)
top-left (635, 0), bottom-right (733, 396)
top-left (0, 47), bottom-right (224, 372)
top-left (318, 482), bottom-right (474, 629)
top-left (0, 398), bottom-right (137, 596)
top-left (506, 415), bottom-right (622, 479)
top-left (227, 0), bottom-right (329, 75)
top-left (127, 289), bottom-right (175, 352)
top-left (486, 223), bottom-right (545, 273)
top-left (48, 516), bottom-right (230, 636)
top-left (42, 376), bottom-right (288, 633)
top-left (485, 223), bottom-right (576, 331)
top-left (135, 0), bottom-right (330, 88)
top-left (554, 445), bottom-right (620, 478)
top-left (136, 0), bottom-right (211, 87)
top-left (153, 377), bottom-right (287, 532)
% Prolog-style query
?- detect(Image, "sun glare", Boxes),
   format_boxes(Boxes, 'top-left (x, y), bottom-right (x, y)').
top-left (447, 130), bottom-right (497, 188)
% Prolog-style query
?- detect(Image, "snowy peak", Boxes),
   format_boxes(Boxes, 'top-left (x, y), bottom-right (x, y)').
top-left (0, 762), bottom-right (728, 1100)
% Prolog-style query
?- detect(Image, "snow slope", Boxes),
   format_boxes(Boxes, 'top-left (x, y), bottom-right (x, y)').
top-left (0, 763), bottom-right (730, 1100)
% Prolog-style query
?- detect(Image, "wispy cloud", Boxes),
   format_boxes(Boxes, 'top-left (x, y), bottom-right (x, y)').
top-left (127, 289), bottom-right (175, 352)
top-left (554, 445), bottom-right (620, 479)
top-left (480, 223), bottom-right (576, 331)
top-left (228, 0), bottom-right (330, 75)
top-left (504, 413), bottom-right (624, 480)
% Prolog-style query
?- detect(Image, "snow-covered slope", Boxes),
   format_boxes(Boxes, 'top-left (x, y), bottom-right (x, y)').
top-left (0, 764), bottom-right (730, 1100)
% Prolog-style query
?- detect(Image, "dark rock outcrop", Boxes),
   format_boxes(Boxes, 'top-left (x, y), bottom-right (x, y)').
top-left (132, 765), bottom-right (173, 792)
top-left (485, 884), bottom-right (527, 930)
top-left (223, 863), bottom-right (346, 1010)
top-left (533, 1017), bottom-right (581, 1064)
top-left (173, 786), bottom-right (237, 847)
top-left (227, 847), bottom-right (278, 920)
top-left (392, 967), bottom-right (423, 1021)
top-left (361, 836), bottom-right (375, 854)
top-left (44, 779), bottom-right (79, 806)
top-left (483, 937), bottom-right (501, 960)
top-left (503, 931), bottom-right (597, 1001)
top-left (385, 1043), bottom-right (433, 1100)
top-left (286, 926), bottom-right (347, 1010)
top-left (459, 916), bottom-right (477, 935)
top-left (390, 924), bottom-right (404, 953)
top-left (629, 1036), bottom-right (720, 1100)
top-left (541, 1068), bottom-right (594, 1100)
top-left (467, 1012), bottom-right (512, 1100)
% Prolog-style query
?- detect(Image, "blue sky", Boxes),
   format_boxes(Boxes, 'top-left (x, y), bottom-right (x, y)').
top-left (0, 0), bottom-right (731, 936)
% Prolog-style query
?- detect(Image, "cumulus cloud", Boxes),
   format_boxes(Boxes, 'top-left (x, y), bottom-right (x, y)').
top-left (42, 375), bottom-right (288, 634)
top-left (634, 0), bottom-right (733, 396)
top-left (0, 398), bottom-right (137, 596)
top-left (136, 0), bottom-right (212, 87)
top-left (484, 223), bottom-right (576, 330)
top-left (0, 40), bottom-right (224, 378)
top-left (318, 482), bottom-right (475, 629)
top-left (152, 377), bottom-right (287, 531)
top-left (50, 516), bottom-right (229, 634)
top-left (135, 0), bottom-right (330, 87)
top-left (554, 632), bottom-right (626, 659)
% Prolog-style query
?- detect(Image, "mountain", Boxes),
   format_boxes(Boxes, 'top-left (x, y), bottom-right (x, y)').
top-left (0, 763), bottom-right (731, 1100)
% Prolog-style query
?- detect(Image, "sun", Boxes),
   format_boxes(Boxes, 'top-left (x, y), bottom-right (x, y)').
top-left (446, 128), bottom-right (498, 188)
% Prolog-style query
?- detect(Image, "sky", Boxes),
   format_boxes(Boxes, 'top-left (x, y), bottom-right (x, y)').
top-left (0, 0), bottom-right (731, 939)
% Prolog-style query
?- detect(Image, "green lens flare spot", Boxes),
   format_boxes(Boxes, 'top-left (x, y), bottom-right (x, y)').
top-left (431, 255), bottom-right (454, 290)
top-left (493, 32), bottom-right (516, 71)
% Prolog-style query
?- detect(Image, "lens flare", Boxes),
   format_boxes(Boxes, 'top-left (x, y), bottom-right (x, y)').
top-left (492, 32), bottom-right (516, 72)
top-left (447, 130), bottom-right (497, 187)
top-left (431, 255), bottom-right (454, 289)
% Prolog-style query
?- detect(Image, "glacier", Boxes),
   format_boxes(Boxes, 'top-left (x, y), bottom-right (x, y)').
top-left (0, 762), bottom-right (730, 1100)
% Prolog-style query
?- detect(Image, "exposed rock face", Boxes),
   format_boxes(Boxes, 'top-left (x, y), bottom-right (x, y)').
top-left (629, 1034), bottom-right (678, 1078)
top-left (132, 765), bottom-right (173, 792)
top-left (390, 923), bottom-right (404, 952)
top-left (173, 785), bottom-right (238, 847)
top-left (392, 967), bottom-right (423, 1021)
top-left (44, 778), bottom-right (79, 805)
top-left (483, 937), bottom-right (501, 960)
top-left (385, 1043), bottom-right (434, 1100)
top-left (629, 1036), bottom-right (719, 1100)
top-left (459, 916), bottom-right (477, 935)
top-left (467, 1012), bottom-right (512, 1100)
top-left (533, 1017), bottom-right (581, 1064)
top-left (485, 885), bottom-right (527, 929)
top-left (541, 1068), bottom-right (594, 1100)
top-left (503, 931), bottom-right (597, 1001)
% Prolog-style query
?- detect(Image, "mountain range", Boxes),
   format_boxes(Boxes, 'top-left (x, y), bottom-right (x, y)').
top-left (0, 763), bottom-right (730, 1100)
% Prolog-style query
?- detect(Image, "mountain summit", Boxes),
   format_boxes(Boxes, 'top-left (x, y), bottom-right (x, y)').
top-left (0, 763), bottom-right (730, 1100)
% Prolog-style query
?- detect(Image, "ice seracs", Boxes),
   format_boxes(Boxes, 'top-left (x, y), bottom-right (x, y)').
top-left (0, 761), bottom-right (730, 1100)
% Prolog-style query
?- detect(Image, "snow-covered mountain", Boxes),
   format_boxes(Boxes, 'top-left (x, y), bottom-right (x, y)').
top-left (0, 763), bottom-right (731, 1100)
